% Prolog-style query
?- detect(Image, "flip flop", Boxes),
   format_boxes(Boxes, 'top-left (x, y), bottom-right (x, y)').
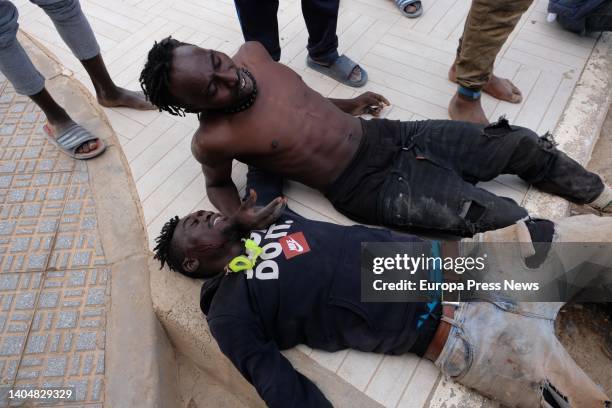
top-left (395, 0), bottom-right (423, 18)
top-left (306, 54), bottom-right (368, 88)
top-left (43, 123), bottom-right (106, 160)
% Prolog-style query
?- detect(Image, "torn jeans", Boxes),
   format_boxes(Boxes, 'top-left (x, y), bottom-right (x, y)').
top-left (436, 214), bottom-right (612, 407)
top-left (377, 118), bottom-right (603, 236)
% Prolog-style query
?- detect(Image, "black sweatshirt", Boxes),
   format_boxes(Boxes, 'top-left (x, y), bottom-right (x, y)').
top-left (199, 169), bottom-right (431, 407)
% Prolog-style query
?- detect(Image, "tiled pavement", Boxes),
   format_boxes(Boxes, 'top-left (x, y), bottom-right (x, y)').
top-left (0, 75), bottom-right (106, 406)
top-left (6, 0), bottom-right (604, 406)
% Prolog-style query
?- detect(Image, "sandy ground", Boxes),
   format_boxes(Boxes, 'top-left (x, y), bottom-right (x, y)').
top-left (556, 103), bottom-right (612, 396)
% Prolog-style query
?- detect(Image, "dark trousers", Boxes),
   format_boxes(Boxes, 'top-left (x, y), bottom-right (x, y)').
top-left (233, 0), bottom-right (339, 63)
top-left (327, 118), bottom-right (604, 237)
top-left (586, 0), bottom-right (612, 31)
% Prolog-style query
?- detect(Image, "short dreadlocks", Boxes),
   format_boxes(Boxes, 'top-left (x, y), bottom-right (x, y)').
top-left (140, 37), bottom-right (185, 117)
top-left (153, 215), bottom-right (186, 275)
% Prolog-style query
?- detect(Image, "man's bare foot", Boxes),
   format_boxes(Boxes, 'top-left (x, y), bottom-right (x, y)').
top-left (448, 92), bottom-right (488, 124)
top-left (97, 88), bottom-right (155, 110)
top-left (48, 119), bottom-right (98, 154)
top-left (448, 64), bottom-right (522, 104)
top-left (404, 4), bottom-right (418, 13)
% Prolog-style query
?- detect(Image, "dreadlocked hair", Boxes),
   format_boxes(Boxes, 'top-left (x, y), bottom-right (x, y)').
top-left (140, 37), bottom-right (185, 117)
top-left (153, 215), bottom-right (182, 273)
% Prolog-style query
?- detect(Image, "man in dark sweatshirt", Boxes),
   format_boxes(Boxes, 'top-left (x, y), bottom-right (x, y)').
top-left (153, 168), bottom-right (610, 408)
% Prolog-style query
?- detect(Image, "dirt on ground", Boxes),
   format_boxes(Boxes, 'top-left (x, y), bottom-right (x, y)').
top-left (556, 103), bottom-right (612, 396)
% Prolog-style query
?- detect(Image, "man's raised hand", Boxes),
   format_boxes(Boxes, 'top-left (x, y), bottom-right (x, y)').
top-left (229, 189), bottom-right (287, 231)
top-left (351, 91), bottom-right (390, 116)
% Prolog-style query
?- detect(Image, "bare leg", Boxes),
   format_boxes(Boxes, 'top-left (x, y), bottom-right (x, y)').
top-left (448, 92), bottom-right (488, 124)
top-left (29, 89), bottom-right (97, 154)
top-left (80, 54), bottom-right (154, 110)
top-left (449, 62), bottom-right (522, 104)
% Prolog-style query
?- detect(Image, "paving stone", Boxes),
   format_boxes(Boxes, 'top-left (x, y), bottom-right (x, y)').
top-left (0, 273), bottom-right (41, 385)
top-left (15, 269), bottom-right (107, 404)
top-left (48, 177), bottom-right (106, 270)
top-left (0, 85), bottom-right (85, 175)
top-left (0, 173), bottom-right (77, 273)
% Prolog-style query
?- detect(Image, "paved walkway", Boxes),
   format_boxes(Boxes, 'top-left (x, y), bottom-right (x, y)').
top-left (0, 74), bottom-right (106, 405)
top-left (4, 0), bottom-right (606, 406)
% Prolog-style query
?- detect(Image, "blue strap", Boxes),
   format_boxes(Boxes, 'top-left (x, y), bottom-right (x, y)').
top-left (417, 241), bottom-right (442, 329)
top-left (458, 86), bottom-right (482, 100)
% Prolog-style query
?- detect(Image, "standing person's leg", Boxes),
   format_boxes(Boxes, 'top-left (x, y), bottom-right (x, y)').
top-left (0, 0), bottom-right (102, 157)
top-left (32, 0), bottom-right (152, 109)
top-left (303, 0), bottom-right (367, 87)
top-left (448, 0), bottom-right (532, 124)
top-left (585, 0), bottom-right (612, 32)
top-left (301, 0), bottom-right (339, 65)
top-left (233, 0), bottom-right (281, 61)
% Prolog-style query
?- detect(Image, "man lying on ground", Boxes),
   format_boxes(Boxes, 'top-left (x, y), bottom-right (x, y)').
top-left (153, 167), bottom-right (611, 408)
top-left (140, 38), bottom-right (612, 237)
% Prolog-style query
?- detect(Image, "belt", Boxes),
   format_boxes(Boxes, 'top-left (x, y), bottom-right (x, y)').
top-left (423, 304), bottom-right (455, 362)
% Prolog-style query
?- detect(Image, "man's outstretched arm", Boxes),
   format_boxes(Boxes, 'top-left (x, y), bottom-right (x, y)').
top-left (328, 91), bottom-right (390, 116)
top-left (209, 316), bottom-right (332, 408)
top-left (202, 160), bottom-right (242, 217)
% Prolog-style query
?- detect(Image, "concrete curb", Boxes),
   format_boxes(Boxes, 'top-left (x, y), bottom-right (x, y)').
top-left (19, 31), bottom-right (180, 407)
top-left (523, 32), bottom-right (612, 219)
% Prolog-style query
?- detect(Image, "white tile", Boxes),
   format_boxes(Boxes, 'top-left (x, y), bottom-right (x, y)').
top-left (412, 0), bottom-right (456, 35)
top-left (477, 180), bottom-right (526, 205)
top-left (141, 158), bottom-right (202, 221)
top-left (396, 359), bottom-right (440, 408)
top-left (365, 354), bottom-right (420, 407)
top-left (102, 108), bottom-right (145, 139)
top-left (136, 136), bottom-right (193, 201)
top-left (337, 350), bottom-right (384, 391)
top-left (309, 349), bottom-right (349, 373)
top-left (123, 114), bottom-right (176, 161)
top-left (514, 71), bottom-right (562, 130)
top-left (129, 122), bottom-right (192, 180)
top-left (536, 77), bottom-right (577, 135)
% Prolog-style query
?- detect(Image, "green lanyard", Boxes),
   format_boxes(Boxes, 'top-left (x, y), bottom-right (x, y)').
top-left (226, 239), bottom-right (264, 273)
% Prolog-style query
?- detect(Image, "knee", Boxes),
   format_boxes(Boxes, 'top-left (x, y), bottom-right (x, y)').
top-left (511, 127), bottom-right (557, 158)
top-left (35, 0), bottom-right (82, 22)
top-left (0, 2), bottom-right (19, 49)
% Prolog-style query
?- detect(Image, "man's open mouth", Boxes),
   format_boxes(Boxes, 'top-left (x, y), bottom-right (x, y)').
top-left (212, 214), bottom-right (225, 228)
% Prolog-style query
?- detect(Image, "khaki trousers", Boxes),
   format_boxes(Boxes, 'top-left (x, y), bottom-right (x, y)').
top-left (455, 0), bottom-right (533, 91)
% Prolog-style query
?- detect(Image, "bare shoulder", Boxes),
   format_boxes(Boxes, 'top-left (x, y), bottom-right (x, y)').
top-left (190, 124), bottom-right (233, 166)
top-left (235, 41), bottom-right (272, 63)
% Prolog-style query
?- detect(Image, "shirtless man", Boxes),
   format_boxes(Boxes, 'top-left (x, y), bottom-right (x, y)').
top-left (139, 37), bottom-right (612, 237)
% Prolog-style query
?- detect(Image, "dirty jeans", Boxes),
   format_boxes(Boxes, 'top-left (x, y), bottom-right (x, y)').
top-left (436, 300), bottom-right (610, 407)
top-left (455, 0), bottom-right (533, 91)
top-left (0, 0), bottom-right (99, 95)
top-left (437, 215), bottom-right (612, 406)
top-left (325, 118), bottom-right (604, 237)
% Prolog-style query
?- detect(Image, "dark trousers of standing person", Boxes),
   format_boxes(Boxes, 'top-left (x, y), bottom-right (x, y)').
top-left (234, 0), bottom-right (339, 64)
top-left (584, 0), bottom-right (612, 31)
top-left (455, 0), bottom-right (533, 95)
